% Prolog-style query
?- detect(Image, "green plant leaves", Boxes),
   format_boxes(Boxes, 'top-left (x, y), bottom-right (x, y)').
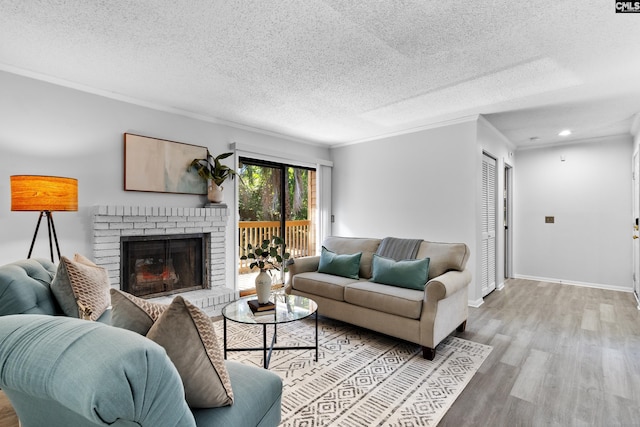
top-left (241, 236), bottom-right (290, 272)
top-left (190, 151), bottom-right (237, 186)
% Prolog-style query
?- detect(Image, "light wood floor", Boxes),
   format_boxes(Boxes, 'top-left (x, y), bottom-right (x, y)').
top-left (0, 278), bottom-right (638, 426)
top-left (441, 278), bottom-right (640, 426)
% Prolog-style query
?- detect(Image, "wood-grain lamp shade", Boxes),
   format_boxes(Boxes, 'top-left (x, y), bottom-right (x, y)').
top-left (10, 175), bottom-right (78, 212)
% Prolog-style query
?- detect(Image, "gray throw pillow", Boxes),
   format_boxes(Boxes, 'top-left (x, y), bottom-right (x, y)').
top-left (110, 289), bottom-right (168, 335)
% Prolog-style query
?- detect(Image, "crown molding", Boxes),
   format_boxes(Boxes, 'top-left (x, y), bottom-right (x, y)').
top-left (331, 115), bottom-right (480, 148)
top-left (516, 132), bottom-right (632, 151)
top-left (0, 63), bottom-right (322, 147)
top-left (477, 115), bottom-right (517, 150)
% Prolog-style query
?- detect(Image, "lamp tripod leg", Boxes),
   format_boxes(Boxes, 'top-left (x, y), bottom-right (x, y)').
top-left (46, 211), bottom-right (61, 263)
top-left (27, 212), bottom-right (45, 259)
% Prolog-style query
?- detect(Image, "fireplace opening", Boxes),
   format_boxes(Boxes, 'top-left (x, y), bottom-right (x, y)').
top-left (121, 233), bottom-right (208, 298)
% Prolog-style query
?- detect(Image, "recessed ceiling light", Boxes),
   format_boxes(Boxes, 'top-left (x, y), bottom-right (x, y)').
top-left (558, 129), bottom-right (572, 137)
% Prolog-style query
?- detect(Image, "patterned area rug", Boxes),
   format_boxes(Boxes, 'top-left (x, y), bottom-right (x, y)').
top-left (216, 317), bottom-right (492, 427)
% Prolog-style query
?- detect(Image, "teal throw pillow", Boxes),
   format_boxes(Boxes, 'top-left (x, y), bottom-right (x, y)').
top-left (370, 255), bottom-right (430, 290)
top-left (317, 246), bottom-right (362, 279)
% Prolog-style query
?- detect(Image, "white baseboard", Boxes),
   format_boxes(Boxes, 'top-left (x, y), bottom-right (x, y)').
top-left (468, 298), bottom-right (484, 308)
top-left (468, 282), bottom-right (504, 308)
top-left (513, 274), bottom-right (633, 293)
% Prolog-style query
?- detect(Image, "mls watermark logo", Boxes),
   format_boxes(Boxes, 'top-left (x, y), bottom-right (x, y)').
top-left (616, 1), bottom-right (640, 12)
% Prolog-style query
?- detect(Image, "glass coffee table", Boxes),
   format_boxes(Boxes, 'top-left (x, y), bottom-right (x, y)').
top-left (222, 293), bottom-right (318, 369)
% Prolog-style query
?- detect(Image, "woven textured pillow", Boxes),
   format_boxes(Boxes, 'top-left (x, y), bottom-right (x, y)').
top-left (110, 289), bottom-right (168, 335)
top-left (50, 254), bottom-right (111, 321)
top-left (146, 296), bottom-right (234, 408)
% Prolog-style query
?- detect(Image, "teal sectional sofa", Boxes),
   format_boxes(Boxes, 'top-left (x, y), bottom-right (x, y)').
top-left (0, 259), bottom-right (282, 427)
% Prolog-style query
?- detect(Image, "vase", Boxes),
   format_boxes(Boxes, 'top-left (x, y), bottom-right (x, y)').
top-left (255, 269), bottom-right (272, 304)
top-left (207, 181), bottom-right (223, 203)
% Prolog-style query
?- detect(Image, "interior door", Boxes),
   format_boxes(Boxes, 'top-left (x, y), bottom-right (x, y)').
top-left (481, 153), bottom-right (497, 297)
top-left (504, 163), bottom-right (513, 280)
top-left (633, 152), bottom-right (640, 308)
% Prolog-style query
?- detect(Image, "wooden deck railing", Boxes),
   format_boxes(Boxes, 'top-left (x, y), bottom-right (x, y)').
top-left (238, 220), bottom-right (312, 273)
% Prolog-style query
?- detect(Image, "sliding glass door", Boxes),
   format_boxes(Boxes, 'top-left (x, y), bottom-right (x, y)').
top-left (238, 158), bottom-right (317, 295)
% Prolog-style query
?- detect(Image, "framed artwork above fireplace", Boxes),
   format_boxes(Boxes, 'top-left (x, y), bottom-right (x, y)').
top-left (124, 133), bottom-right (207, 195)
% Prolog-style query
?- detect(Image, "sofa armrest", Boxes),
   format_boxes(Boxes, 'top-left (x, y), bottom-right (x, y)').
top-left (425, 269), bottom-right (471, 302)
top-left (0, 315), bottom-right (196, 427)
top-left (287, 256), bottom-right (320, 281)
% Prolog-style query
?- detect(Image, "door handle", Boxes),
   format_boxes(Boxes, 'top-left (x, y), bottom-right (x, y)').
top-left (634, 235), bottom-right (639, 239)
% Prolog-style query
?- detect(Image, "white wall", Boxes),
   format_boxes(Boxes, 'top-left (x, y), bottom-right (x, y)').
top-left (633, 114), bottom-right (640, 154)
top-left (0, 71), bottom-right (330, 288)
top-left (514, 135), bottom-right (633, 290)
top-left (330, 119), bottom-right (483, 301)
top-left (7, 68), bottom-right (630, 298)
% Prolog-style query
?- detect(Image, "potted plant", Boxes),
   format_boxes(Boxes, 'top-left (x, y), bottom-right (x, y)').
top-left (190, 151), bottom-right (237, 203)
top-left (240, 236), bottom-right (290, 303)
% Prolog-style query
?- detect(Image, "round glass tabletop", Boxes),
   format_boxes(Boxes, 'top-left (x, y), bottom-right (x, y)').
top-left (222, 293), bottom-right (317, 325)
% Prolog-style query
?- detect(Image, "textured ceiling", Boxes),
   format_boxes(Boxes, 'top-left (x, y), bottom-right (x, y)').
top-left (1, 0), bottom-right (639, 147)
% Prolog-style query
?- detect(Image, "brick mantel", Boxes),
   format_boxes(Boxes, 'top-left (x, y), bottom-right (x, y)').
top-left (91, 205), bottom-right (235, 315)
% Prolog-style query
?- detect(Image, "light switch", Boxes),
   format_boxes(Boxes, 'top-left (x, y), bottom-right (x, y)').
top-left (545, 216), bottom-right (555, 223)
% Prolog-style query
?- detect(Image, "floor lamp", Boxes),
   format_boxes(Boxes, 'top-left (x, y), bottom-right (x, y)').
top-left (10, 175), bottom-right (78, 263)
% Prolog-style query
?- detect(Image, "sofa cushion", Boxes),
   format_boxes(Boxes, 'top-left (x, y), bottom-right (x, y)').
top-left (192, 360), bottom-right (283, 427)
top-left (291, 272), bottom-right (361, 301)
top-left (344, 281), bottom-right (424, 320)
top-left (146, 296), bottom-right (234, 408)
top-left (0, 259), bottom-right (60, 316)
top-left (416, 241), bottom-right (470, 279)
top-left (318, 246), bottom-right (362, 279)
top-left (323, 236), bottom-right (381, 279)
top-left (110, 289), bottom-right (168, 335)
top-left (50, 254), bottom-right (111, 321)
top-left (371, 255), bottom-right (430, 290)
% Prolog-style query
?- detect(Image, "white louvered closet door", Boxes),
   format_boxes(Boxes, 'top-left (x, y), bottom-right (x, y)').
top-left (481, 154), bottom-right (497, 297)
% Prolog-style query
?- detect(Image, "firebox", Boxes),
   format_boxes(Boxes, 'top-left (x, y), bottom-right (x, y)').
top-left (121, 233), bottom-right (208, 298)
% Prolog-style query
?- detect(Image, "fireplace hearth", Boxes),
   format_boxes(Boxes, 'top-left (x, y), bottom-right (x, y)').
top-left (121, 233), bottom-right (207, 298)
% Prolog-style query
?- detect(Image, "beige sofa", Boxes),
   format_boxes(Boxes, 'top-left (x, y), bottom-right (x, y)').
top-left (285, 236), bottom-right (471, 360)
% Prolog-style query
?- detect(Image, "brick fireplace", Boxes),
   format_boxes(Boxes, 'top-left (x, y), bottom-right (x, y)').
top-left (91, 205), bottom-right (237, 315)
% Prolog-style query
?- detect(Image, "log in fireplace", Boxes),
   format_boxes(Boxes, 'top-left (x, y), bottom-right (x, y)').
top-left (121, 233), bottom-right (208, 298)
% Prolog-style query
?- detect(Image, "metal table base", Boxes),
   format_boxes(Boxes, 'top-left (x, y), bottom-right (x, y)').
top-left (223, 310), bottom-right (318, 369)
